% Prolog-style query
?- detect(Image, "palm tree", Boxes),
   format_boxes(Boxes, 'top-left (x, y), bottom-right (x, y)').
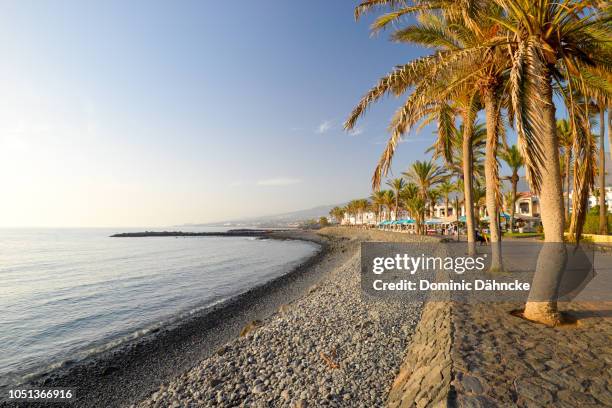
top-left (403, 161), bottom-right (446, 201)
top-left (381, 190), bottom-right (396, 221)
top-left (503, 190), bottom-right (515, 229)
top-left (348, 0), bottom-right (610, 323)
top-left (557, 119), bottom-right (573, 222)
top-left (428, 188), bottom-right (442, 218)
top-left (345, 4), bottom-right (497, 248)
top-left (473, 183), bottom-right (487, 226)
top-left (609, 102), bottom-right (612, 162)
top-left (399, 183), bottom-right (419, 219)
top-left (329, 206), bottom-right (345, 225)
top-left (355, 199), bottom-right (370, 226)
top-left (568, 95), bottom-right (599, 238)
top-left (345, 201), bottom-right (357, 226)
top-left (493, 0), bottom-right (611, 325)
top-left (596, 99), bottom-right (608, 235)
top-left (386, 178), bottom-right (406, 220)
top-left (500, 145), bottom-right (524, 232)
top-left (437, 181), bottom-right (455, 219)
top-left (370, 191), bottom-right (386, 223)
top-left (403, 195), bottom-right (427, 235)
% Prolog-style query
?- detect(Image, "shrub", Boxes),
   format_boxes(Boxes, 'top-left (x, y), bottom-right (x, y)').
top-left (582, 214), bottom-right (612, 234)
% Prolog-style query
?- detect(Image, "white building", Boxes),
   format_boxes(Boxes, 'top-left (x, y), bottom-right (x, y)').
top-left (339, 187), bottom-right (612, 227)
top-left (587, 187), bottom-right (612, 213)
top-left (569, 186), bottom-right (612, 214)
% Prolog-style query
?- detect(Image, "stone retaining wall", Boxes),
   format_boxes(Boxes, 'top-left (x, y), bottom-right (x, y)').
top-left (387, 301), bottom-right (453, 408)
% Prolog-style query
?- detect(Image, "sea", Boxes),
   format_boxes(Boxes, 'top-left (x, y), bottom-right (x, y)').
top-left (0, 227), bottom-right (319, 389)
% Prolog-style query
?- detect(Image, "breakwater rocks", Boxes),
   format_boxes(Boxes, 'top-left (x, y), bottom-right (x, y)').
top-left (110, 229), bottom-right (280, 238)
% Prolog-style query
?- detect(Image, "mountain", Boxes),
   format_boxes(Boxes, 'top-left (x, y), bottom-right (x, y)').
top-left (186, 203), bottom-right (345, 228)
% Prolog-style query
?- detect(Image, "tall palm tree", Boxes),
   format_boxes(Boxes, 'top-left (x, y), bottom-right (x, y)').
top-left (609, 102), bottom-right (612, 162)
top-left (348, 0), bottom-right (610, 323)
top-left (493, 0), bottom-right (611, 325)
top-left (402, 195), bottom-right (427, 235)
top-left (430, 122), bottom-right (487, 180)
top-left (437, 180), bottom-right (456, 218)
top-left (386, 178), bottom-right (406, 220)
top-left (473, 183), bottom-right (487, 226)
top-left (399, 182), bottom-right (419, 219)
top-left (500, 145), bottom-right (524, 232)
top-left (370, 191), bottom-right (387, 223)
top-left (568, 94), bottom-right (599, 237)
top-left (381, 190), bottom-right (396, 221)
top-left (345, 201), bottom-right (358, 226)
top-left (345, 4), bottom-right (495, 248)
top-left (596, 99), bottom-right (608, 235)
top-left (355, 199), bottom-right (370, 225)
top-left (428, 188), bottom-right (442, 218)
top-left (329, 206), bottom-right (345, 224)
top-left (557, 119), bottom-right (573, 222)
top-left (503, 190), bottom-right (515, 229)
top-left (403, 160), bottom-right (447, 201)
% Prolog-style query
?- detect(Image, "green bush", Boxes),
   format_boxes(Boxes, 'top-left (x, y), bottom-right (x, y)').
top-left (582, 213), bottom-right (612, 234)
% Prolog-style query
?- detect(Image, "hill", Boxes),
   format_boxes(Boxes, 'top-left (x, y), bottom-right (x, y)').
top-left (185, 203), bottom-right (345, 228)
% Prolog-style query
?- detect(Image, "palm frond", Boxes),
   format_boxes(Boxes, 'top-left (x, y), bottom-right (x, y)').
top-left (354, 0), bottom-right (407, 20)
top-left (509, 39), bottom-right (546, 193)
top-left (391, 24), bottom-right (461, 48)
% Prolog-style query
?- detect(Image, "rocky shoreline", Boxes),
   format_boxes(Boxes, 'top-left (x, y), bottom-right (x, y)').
top-left (134, 228), bottom-right (438, 408)
top-left (1, 231), bottom-right (337, 408)
top-left (7, 227), bottom-right (605, 407)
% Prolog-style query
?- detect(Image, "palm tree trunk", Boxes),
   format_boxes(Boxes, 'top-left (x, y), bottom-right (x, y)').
top-left (510, 175), bottom-right (517, 232)
top-left (462, 112), bottom-right (476, 253)
top-left (484, 90), bottom-right (501, 242)
top-left (445, 197), bottom-right (449, 219)
top-left (608, 102), bottom-right (612, 162)
top-left (484, 90), bottom-right (503, 271)
top-left (565, 151), bottom-right (571, 223)
top-left (395, 193), bottom-right (399, 220)
top-left (523, 70), bottom-right (566, 326)
top-left (599, 105), bottom-right (608, 235)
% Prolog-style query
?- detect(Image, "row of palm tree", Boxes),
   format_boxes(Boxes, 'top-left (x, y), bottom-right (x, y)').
top-left (330, 145), bottom-right (525, 229)
top-left (344, 0), bottom-right (611, 325)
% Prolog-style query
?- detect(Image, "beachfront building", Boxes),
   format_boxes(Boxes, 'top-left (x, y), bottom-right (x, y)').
top-left (566, 186), bottom-right (612, 214)
top-left (341, 211), bottom-right (377, 226)
top-left (587, 187), bottom-right (612, 213)
top-left (338, 190), bottom-right (556, 228)
top-left (432, 204), bottom-right (463, 220)
top-left (513, 192), bottom-right (540, 218)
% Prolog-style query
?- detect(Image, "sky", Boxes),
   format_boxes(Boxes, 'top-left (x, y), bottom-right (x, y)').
top-left (0, 1), bottom-right (608, 227)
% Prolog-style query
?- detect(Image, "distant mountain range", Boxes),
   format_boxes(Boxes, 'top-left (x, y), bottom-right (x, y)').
top-left (188, 158), bottom-right (612, 228)
top-left (185, 203), bottom-right (345, 228)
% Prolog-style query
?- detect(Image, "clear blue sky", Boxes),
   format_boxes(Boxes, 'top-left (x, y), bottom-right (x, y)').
top-left (0, 1), bottom-right (605, 227)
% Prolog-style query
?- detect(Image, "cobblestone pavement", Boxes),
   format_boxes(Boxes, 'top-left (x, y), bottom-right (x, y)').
top-left (452, 302), bottom-right (612, 407)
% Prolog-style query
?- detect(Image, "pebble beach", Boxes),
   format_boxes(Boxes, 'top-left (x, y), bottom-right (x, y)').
top-left (134, 228), bottom-right (437, 408)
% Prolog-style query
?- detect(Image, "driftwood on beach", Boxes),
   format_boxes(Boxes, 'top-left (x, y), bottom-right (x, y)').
top-left (110, 229), bottom-right (281, 238)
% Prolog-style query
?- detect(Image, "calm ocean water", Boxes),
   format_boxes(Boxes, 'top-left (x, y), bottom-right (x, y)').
top-left (0, 227), bottom-right (318, 388)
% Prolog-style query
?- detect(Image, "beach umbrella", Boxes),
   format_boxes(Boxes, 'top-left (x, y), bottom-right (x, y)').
top-left (393, 219), bottom-right (414, 225)
top-left (425, 218), bottom-right (444, 225)
top-left (482, 212), bottom-right (512, 222)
